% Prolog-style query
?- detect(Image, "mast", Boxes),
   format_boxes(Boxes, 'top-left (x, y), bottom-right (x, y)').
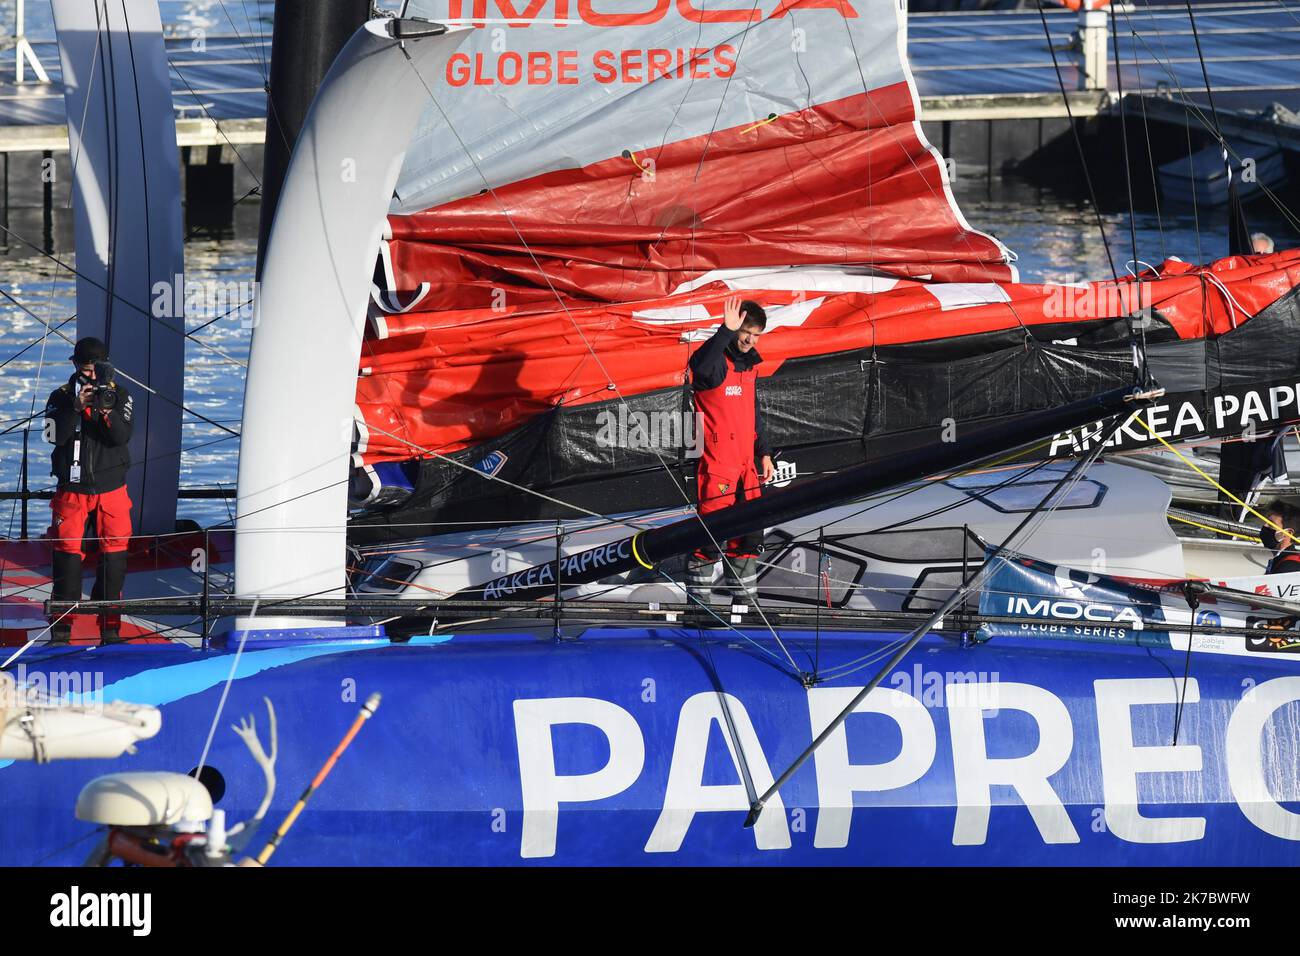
top-left (256, 0), bottom-right (373, 280)
top-left (235, 18), bottom-right (466, 634)
top-left (51, 0), bottom-right (185, 537)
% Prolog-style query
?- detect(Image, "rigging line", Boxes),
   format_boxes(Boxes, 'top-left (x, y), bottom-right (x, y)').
top-left (811, 433), bottom-right (1067, 536)
top-left (1123, 6), bottom-right (1294, 191)
top-left (805, 635), bottom-right (910, 683)
top-left (66, 3), bottom-right (109, 217)
top-left (204, 425), bottom-right (640, 535)
top-left (1181, 0), bottom-right (1225, 143)
top-left (179, 183), bottom-right (262, 248)
top-left (654, 569), bottom-right (807, 674)
top-left (1128, 33), bottom-right (1170, 262)
top-left (625, 0), bottom-right (710, 254)
top-left (692, 621), bottom-right (762, 809)
top-left (169, 60), bottom-right (262, 185)
top-left (0, 316), bottom-right (75, 374)
top-left (835, 15), bottom-right (1011, 281)
top-left (0, 603), bottom-right (81, 671)
top-left (0, 197), bottom-right (257, 376)
top-left (1105, 13), bottom-right (1150, 388)
top-left (397, 47), bottom-right (801, 673)
top-left (219, 0), bottom-right (270, 84)
top-left (392, 8), bottom-right (995, 550)
top-left (747, 419), bottom-right (1123, 823)
top-left (689, 0), bottom-right (762, 187)
top-left (851, 425), bottom-right (1146, 654)
top-left (1124, 5), bottom-right (1300, 237)
top-left (1137, 0), bottom-right (1210, 266)
top-left (345, 516), bottom-right (662, 583)
top-left (550, 8), bottom-right (965, 390)
top-left (362, 419), bottom-right (653, 528)
top-left (1, 11), bottom-right (113, 550)
top-left (1123, 59), bottom-right (1300, 236)
top-left (186, 294), bottom-right (255, 337)
top-left (0, 412), bottom-right (45, 428)
top-left (1132, 415), bottom-right (1287, 534)
top-left (26, 827), bottom-right (107, 869)
top-left (99, 1), bottom-right (121, 349)
top-left (0, 411), bottom-right (48, 438)
top-left (7, 307), bottom-right (241, 438)
top-left (192, 604), bottom-right (254, 784)
top-left (4, 154), bottom-right (74, 601)
top-left (1276, 0), bottom-right (1300, 30)
top-left (1111, 11), bottom-right (1142, 301)
top-left (823, 458), bottom-right (1057, 540)
top-left (121, 0), bottom-right (161, 480)
top-left (1187, 107), bottom-right (1206, 264)
top-left (1173, 589), bottom-right (1197, 746)
top-left (0, 221), bottom-right (251, 371)
top-left (1034, 1), bottom-right (1119, 282)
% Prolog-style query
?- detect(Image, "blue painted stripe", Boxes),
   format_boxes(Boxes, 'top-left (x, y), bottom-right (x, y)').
top-left (0, 633), bottom-right (451, 770)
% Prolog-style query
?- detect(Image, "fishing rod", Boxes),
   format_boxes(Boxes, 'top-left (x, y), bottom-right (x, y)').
top-left (449, 385), bottom-right (1156, 604)
top-left (252, 692), bottom-right (382, 866)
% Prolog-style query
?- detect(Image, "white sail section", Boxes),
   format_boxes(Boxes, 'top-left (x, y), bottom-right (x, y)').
top-left (52, 0), bottom-right (185, 536)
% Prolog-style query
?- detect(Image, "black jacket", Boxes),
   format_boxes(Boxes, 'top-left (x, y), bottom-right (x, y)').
top-left (688, 324), bottom-right (772, 460)
top-left (44, 375), bottom-right (134, 493)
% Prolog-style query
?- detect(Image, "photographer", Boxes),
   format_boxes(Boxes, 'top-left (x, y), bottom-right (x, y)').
top-left (43, 338), bottom-right (135, 644)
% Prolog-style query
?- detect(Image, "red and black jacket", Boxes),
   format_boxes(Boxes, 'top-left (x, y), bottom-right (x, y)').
top-left (688, 324), bottom-right (772, 468)
top-left (44, 376), bottom-right (134, 494)
top-left (1268, 549), bottom-right (1300, 575)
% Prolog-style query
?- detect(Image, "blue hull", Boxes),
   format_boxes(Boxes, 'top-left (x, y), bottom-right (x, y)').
top-left (3, 627), bottom-right (1298, 866)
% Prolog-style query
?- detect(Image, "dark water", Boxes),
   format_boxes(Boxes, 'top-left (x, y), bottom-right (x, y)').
top-left (1, 173), bottom-right (1296, 533)
top-left (958, 175), bottom-right (1299, 284)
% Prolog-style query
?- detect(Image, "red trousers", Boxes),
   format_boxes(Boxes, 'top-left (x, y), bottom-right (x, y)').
top-left (695, 460), bottom-right (762, 560)
top-left (49, 486), bottom-right (133, 558)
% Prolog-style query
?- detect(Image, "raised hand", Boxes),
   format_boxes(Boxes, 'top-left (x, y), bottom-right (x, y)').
top-left (723, 296), bottom-right (745, 332)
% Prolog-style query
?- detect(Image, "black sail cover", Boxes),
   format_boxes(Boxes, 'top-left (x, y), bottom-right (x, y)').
top-left (351, 271), bottom-right (1300, 543)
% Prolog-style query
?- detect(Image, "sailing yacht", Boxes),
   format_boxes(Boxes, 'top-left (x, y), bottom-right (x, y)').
top-left (2, 0), bottom-right (1299, 867)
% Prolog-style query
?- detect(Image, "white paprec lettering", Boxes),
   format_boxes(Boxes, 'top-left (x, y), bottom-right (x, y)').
top-left (645, 692), bottom-right (790, 853)
top-left (948, 681), bottom-right (1079, 846)
top-left (1226, 676), bottom-right (1300, 840)
top-left (809, 686), bottom-right (937, 849)
top-left (1094, 678), bottom-right (1205, 843)
top-left (514, 697), bottom-right (645, 859)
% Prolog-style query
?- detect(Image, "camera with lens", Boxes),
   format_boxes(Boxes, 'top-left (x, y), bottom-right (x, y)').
top-left (78, 362), bottom-right (118, 412)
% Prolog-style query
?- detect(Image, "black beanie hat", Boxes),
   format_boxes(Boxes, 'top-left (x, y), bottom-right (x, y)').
top-left (71, 337), bottom-right (108, 364)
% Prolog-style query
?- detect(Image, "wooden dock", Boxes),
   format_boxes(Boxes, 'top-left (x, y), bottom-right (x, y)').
top-left (0, 4), bottom-right (1290, 155)
top-left (0, 116), bottom-right (267, 154)
top-left (1127, 93), bottom-right (1300, 152)
top-left (0, 92), bottom-right (1114, 156)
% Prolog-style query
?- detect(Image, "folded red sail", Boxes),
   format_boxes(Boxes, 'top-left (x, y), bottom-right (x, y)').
top-left (357, 251), bottom-right (1300, 463)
